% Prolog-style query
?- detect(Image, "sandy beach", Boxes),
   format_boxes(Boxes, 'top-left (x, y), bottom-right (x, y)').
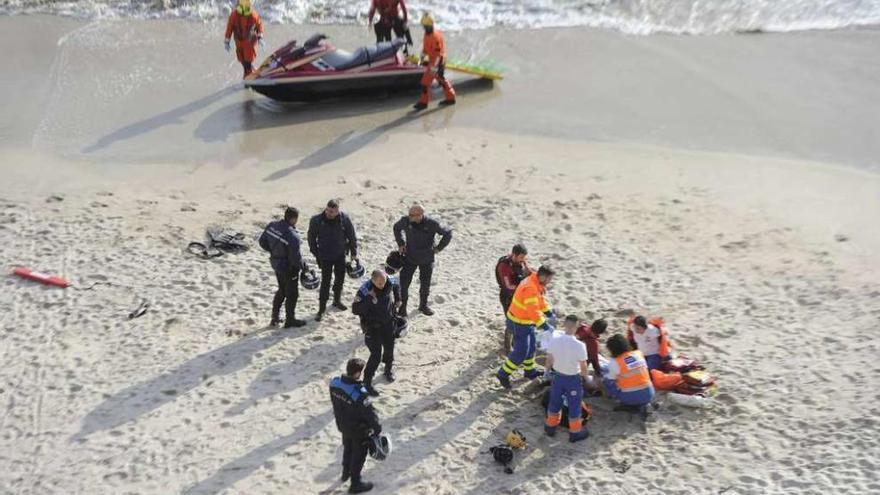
top-left (2, 13), bottom-right (880, 495)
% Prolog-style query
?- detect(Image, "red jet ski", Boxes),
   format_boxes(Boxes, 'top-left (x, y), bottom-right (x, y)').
top-left (244, 34), bottom-right (423, 102)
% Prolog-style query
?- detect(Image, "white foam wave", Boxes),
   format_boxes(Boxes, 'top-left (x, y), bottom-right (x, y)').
top-left (2, 0), bottom-right (880, 35)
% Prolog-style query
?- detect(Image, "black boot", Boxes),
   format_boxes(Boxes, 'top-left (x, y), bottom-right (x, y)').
top-left (284, 317), bottom-right (307, 328)
top-left (349, 480), bottom-right (374, 493)
top-left (384, 363), bottom-right (395, 383)
top-left (341, 467), bottom-right (350, 482)
top-left (332, 298), bottom-right (347, 311)
top-left (418, 305), bottom-right (435, 316)
top-left (269, 318), bottom-right (280, 327)
top-left (315, 301), bottom-right (326, 322)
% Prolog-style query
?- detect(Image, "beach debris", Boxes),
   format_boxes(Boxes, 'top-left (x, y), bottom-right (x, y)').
top-left (128, 300), bottom-right (150, 319)
top-left (834, 234), bottom-right (849, 242)
top-left (488, 445), bottom-right (515, 474)
top-left (11, 267), bottom-right (70, 288)
top-left (46, 194), bottom-right (64, 203)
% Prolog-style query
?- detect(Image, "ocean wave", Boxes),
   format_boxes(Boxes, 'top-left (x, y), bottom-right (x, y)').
top-left (2, 0), bottom-right (879, 34)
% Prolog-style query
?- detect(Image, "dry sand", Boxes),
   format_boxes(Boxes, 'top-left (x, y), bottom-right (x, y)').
top-left (2, 15), bottom-right (880, 495)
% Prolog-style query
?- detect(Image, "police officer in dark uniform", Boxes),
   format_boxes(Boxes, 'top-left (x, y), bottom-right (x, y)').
top-left (259, 206), bottom-right (307, 328)
top-left (330, 358), bottom-right (381, 494)
top-left (392, 203), bottom-right (452, 316)
top-left (308, 199), bottom-right (359, 322)
top-left (352, 269), bottom-right (401, 396)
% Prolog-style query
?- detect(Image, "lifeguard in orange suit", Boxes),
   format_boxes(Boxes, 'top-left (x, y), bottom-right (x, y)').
top-left (224, 0), bottom-right (265, 78)
top-left (413, 12), bottom-right (455, 111)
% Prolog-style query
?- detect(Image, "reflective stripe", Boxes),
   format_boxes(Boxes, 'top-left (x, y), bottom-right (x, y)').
top-left (506, 312), bottom-right (538, 326)
top-left (523, 297), bottom-right (539, 305)
top-left (265, 227), bottom-right (289, 245)
top-left (502, 360), bottom-right (519, 374)
top-left (509, 298), bottom-right (527, 310)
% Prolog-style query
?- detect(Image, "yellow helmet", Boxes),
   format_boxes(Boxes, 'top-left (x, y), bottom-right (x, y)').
top-left (236, 0), bottom-right (252, 15)
top-left (505, 429), bottom-right (526, 449)
top-left (420, 12), bottom-right (435, 27)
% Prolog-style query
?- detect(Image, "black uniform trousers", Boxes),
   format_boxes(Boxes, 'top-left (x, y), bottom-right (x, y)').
top-left (319, 258), bottom-right (346, 307)
top-left (272, 267), bottom-right (300, 322)
top-left (399, 261), bottom-right (433, 310)
top-left (342, 432), bottom-right (369, 483)
top-left (364, 327), bottom-right (395, 385)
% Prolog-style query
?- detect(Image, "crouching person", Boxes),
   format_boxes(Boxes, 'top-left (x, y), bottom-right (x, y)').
top-left (329, 358), bottom-right (381, 493)
top-left (543, 315), bottom-right (590, 443)
top-left (603, 334), bottom-right (655, 408)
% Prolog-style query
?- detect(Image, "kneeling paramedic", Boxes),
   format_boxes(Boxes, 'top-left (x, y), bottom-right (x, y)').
top-left (497, 265), bottom-right (556, 389)
top-left (603, 334), bottom-right (656, 407)
top-left (626, 315), bottom-right (672, 371)
top-left (544, 315), bottom-right (590, 443)
top-left (330, 358), bottom-right (381, 493)
top-left (259, 206), bottom-right (306, 328)
top-left (352, 269), bottom-right (401, 396)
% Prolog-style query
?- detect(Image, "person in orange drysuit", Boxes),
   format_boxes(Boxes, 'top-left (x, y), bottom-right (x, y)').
top-left (224, 0), bottom-right (265, 78)
top-left (413, 12), bottom-right (455, 111)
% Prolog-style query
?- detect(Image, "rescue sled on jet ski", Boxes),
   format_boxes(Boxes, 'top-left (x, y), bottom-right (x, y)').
top-left (244, 34), bottom-right (424, 102)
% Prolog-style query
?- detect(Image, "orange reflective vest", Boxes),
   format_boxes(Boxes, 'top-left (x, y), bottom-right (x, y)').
top-left (615, 351), bottom-right (652, 392)
top-left (506, 272), bottom-right (551, 327)
top-left (422, 30), bottom-right (447, 67)
top-left (627, 316), bottom-right (672, 358)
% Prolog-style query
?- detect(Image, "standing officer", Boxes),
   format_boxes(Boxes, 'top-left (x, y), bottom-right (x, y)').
top-left (330, 358), bottom-right (381, 494)
top-left (392, 203), bottom-right (452, 316)
top-left (497, 265), bottom-right (555, 389)
top-left (308, 199), bottom-right (359, 322)
top-left (495, 243), bottom-right (531, 353)
top-left (259, 206), bottom-right (306, 328)
top-left (352, 269), bottom-right (401, 396)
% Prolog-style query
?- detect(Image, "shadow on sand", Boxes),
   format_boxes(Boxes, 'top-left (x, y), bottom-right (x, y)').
top-left (193, 78), bottom-right (495, 145)
top-left (82, 85), bottom-right (242, 153)
top-left (71, 326), bottom-right (318, 441)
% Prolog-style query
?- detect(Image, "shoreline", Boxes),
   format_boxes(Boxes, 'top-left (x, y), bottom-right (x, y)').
top-left (1, 15), bottom-right (879, 172)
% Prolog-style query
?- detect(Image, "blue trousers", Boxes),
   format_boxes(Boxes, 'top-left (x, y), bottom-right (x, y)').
top-left (547, 372), bottom-right (583, 422)
top-left (499, 320), bottom-right (537, 377)
top-left (645, 353), bottom-right (663, 371)
top-left (603, 377), bottom-right (655, 406)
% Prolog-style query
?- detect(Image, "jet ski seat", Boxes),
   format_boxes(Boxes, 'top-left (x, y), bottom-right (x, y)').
top-left (327, 39), bottom-right (405, 70)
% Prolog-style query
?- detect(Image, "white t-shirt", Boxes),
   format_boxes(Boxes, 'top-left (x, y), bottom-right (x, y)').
top-left (547, 333), bottom-right (588, 376)
top-left (538, 328), bottom-right (564, 351)
top-left (632, 324), bottom-right (661, 356)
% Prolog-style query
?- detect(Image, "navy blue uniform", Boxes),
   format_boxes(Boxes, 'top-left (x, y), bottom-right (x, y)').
top-left (392, 215), bottom-right (452, 311)
top-left (261, 219), bottom-right (304, 323)
top-left (308, 212), bottom-right (358, 309)
top-left (330, 375), bottom-right (381, 485)
top-left (352, 278), bottom-right (401, 385)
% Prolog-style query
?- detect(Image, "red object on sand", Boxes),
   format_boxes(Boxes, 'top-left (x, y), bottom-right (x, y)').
top-left (12, 267), bottom-right (70, 288)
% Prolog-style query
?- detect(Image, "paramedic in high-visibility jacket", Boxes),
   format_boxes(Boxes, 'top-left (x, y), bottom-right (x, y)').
top-left (603, 334), bottom-right (656, 407)
top-left (496, 265), bottom-right (556, 389)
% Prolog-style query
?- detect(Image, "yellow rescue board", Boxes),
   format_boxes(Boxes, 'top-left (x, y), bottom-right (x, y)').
top-left (406, 55), bottom-right (504, 81)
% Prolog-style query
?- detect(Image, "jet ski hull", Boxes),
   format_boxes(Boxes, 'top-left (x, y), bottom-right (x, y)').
top-left (247, 70), bottom-right (423, 102)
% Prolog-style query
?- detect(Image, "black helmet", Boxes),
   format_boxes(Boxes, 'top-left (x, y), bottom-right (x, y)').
top-left (489, 445), bottom-right (515, 474)
top-left (300, 267), bottom-right (319, 290)
top-left (346, 259), bottom-right (365, 279)
top-left (367, 433), bottom-right (392, 461)
top-left (385, 250), bottom-right (405, 275)
top-left (394, 315), bottom-right (408, 338)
